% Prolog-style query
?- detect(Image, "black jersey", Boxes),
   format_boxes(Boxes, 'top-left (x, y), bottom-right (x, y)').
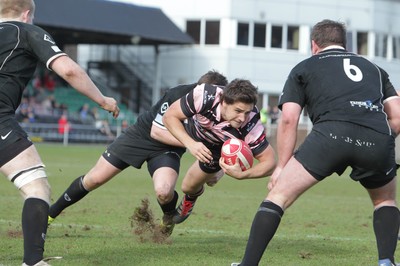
top-left (279, 48), bottom-right (397, 135)
top-left (0, 21), bottom-right (65, 120)
top-left (132, 83), bottom-right (197, 140)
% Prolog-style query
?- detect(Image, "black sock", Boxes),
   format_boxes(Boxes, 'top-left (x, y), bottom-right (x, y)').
top-left (158, 190), bottom-right (179, 214)
top-left (48, 176), bottom-right (89, 218)
top-left (373, 206), bottom-right (400, 263)
top-left (22, 198), bottom-right (49, 265)
top-left (186, 186), bottom-right (204, 201)
top-left (241, 200), bottom-right (284, 266)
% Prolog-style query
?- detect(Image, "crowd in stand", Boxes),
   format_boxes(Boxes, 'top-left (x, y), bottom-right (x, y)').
top-left (16, 68), bottom-right (117, 139)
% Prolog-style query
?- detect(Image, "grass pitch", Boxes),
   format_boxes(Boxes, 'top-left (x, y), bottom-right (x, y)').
top-left (0, 143), bottom-right (397, 265)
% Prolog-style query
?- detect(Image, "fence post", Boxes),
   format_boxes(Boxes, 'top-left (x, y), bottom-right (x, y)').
top-left (63, 125), bottom-right (69, 146)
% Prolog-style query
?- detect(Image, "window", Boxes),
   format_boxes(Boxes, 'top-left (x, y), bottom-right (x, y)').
top-left (287, 26), bottom-right (299, 50)
top-left (271, 25), bottom-right (283, 48)
top-left (254, 23), bottom-right (266, 48)
top-left (186, 20), bottom-right (201, 44)
top-left (205, 21), bottom-right (220, 45)
top-left (375, 33), bottom-right (387, 58)
top-left (357, 32), bottom-right (368, 55)
top-left (237, 22), bottom-right (249, 46)
top-left (394, 36), bottom-right (400, 59)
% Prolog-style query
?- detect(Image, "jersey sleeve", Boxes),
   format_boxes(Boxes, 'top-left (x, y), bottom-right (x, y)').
top-left (26, 25), bottom-right (66, 69)
top-left (244, 110), bottom-right (270, 156)
top-left (278, 63), bottom-right (307, 110)
top-left (379, 67), bottom-right (398, 99)
top-left (153, 83), bottom-right (198, 129)
top-left (180, 84), bottom-right (207, 117)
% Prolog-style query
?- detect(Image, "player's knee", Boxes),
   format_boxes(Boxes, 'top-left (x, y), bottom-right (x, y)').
top-left (82, 175), bottom-right (103, 190)
top-left (155, 187), bottom-right (174, 204)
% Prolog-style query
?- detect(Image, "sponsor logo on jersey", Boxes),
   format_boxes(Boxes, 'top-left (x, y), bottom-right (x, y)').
top-left (160, 102), bottom-right (169, 114)
top-left (44, 34), bottom-right (55, 44)
top-left (349, 100), bottom-right (379, 111)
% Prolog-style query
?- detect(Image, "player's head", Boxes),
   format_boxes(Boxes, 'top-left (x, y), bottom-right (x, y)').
top-left (0, 0), bottom-right (35, 24)
top-left (220, 79), bottom-right (258, 128)
top-left (311, 19), bottom-right (346, 52)
top-left (197, 70), bottom-right (228, 86)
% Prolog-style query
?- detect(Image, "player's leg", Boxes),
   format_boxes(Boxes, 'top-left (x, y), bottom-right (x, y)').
top-left (1, 143), bottom-right (50, 266)
top-left (173, 161), bottom-right (217, 224)
top-left (152, 166), bottom-right (178, 235)
top-left (239, 157), bottom-right (318, 266)
top-left (48, 154), bottom-right (125, 222)
top-left (366, 177), bottom-right (399, 266)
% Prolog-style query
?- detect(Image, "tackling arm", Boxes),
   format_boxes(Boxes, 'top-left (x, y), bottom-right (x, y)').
top-left (150, 123), bottom-right (185, 147)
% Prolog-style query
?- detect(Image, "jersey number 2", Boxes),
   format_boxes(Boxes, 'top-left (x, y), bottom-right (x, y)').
top-left (343, 58), bottom-right (363, 82)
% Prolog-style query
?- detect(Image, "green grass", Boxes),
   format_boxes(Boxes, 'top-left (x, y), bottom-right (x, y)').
top-left (0, 143), bottom-right (397, 265)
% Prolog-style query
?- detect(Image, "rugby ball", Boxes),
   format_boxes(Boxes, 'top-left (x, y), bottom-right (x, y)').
top-left (221, 139), bottom-right (253, 171)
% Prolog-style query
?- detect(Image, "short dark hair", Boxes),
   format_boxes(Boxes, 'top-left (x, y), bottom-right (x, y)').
top-left (220, 78), bottom-right (258, 105)
top-left (197, 70), bottom-right (228, 86)
top-left (311, 19), bottom-right (346, 49)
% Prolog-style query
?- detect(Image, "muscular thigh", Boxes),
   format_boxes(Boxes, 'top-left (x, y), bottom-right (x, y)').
top-left (182, 161), bottom-right (215, 191)
top-left (1, 145), bottom-right (42, 177)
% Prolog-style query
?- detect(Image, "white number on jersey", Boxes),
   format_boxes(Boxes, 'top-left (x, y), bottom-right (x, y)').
top-left (343, 58), bottom-right (363, 82)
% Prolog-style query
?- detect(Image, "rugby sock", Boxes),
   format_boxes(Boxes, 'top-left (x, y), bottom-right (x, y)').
top-left (22, 198), bottom-right (49, 265)
top-left (240, 200), bottom-right (284, 266)
top-left (373, 206), bottom-right (400, 263)
top-left (158, 190), bottom-right (179, 214)
top-left (48, 176), bottom-right (89, 219)
top-left (186, 186), bottom-right (204, 201)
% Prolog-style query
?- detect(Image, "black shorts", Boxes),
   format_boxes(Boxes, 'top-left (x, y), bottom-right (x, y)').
top-left (0, 118), bottom-right (32, 167)
top-left (198, 144), bottom-right (222, 174)
top-left (103, 127), bottom-right (186, 176)
top-left (294, 121), bottom-right (396, 189)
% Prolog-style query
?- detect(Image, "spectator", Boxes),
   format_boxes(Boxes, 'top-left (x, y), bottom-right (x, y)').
top-left (43, 71), bottom-right (56, 92)
top-left (78, 103), bottom-right (93, 124)
top-left (58, 113), bottom-right (70, 135)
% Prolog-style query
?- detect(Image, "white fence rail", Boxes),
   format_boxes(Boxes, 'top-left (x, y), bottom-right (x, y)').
top-left (20, 122), bottom-right (120, 146)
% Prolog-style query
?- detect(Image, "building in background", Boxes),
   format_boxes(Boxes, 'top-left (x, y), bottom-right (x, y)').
top-left (78, 0), bottom-right (400, 112)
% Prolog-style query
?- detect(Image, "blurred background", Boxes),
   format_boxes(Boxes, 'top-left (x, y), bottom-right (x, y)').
top-left (23, 0), bottom-right (400, 152)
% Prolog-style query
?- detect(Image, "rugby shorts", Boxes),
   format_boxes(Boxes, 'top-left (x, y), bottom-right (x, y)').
top-left (198, 143), bottom-right (222, 173)
top-left (103, 128), bottom-right (185, 176)
top-left (294, 121), bottom-right (396, 189)
top-left (0, 118), bottom-right (32, 167)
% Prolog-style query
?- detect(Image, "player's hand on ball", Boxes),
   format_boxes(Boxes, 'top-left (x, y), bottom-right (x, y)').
top-left (219, 157), bottom-right (245, 180)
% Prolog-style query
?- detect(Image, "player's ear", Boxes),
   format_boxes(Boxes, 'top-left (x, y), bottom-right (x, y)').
top-left (21, 9), bottom-right (33, 24)
top-left (311, 40), bottom-right (320, 55)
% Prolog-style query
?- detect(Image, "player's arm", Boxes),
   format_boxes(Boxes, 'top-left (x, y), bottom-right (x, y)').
top-left (384, 92), bottom-right (400, 135)
top-left (268, 102), bottom-right (301, 190)
top-left (150, 123), bottom-right (185, 147)
top-left (163, 99), bottom-right (212, 163)
top-left (276, 102), bottom-right (301, 167)
top-left (219, 144), bottom-right (276, 180)
top-left (50, 56), bottom-right (119, 118)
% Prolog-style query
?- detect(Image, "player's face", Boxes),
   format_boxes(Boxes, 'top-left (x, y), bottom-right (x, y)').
top-left (221, 101), bottom-right (254, 129)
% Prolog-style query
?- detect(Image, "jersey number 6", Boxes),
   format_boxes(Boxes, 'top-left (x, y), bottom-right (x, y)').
top-left (343, 58), bottom-right (363, 82)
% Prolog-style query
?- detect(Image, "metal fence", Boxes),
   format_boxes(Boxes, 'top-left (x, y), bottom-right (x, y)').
top-left (21, 122), bottom-right (122, 146)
